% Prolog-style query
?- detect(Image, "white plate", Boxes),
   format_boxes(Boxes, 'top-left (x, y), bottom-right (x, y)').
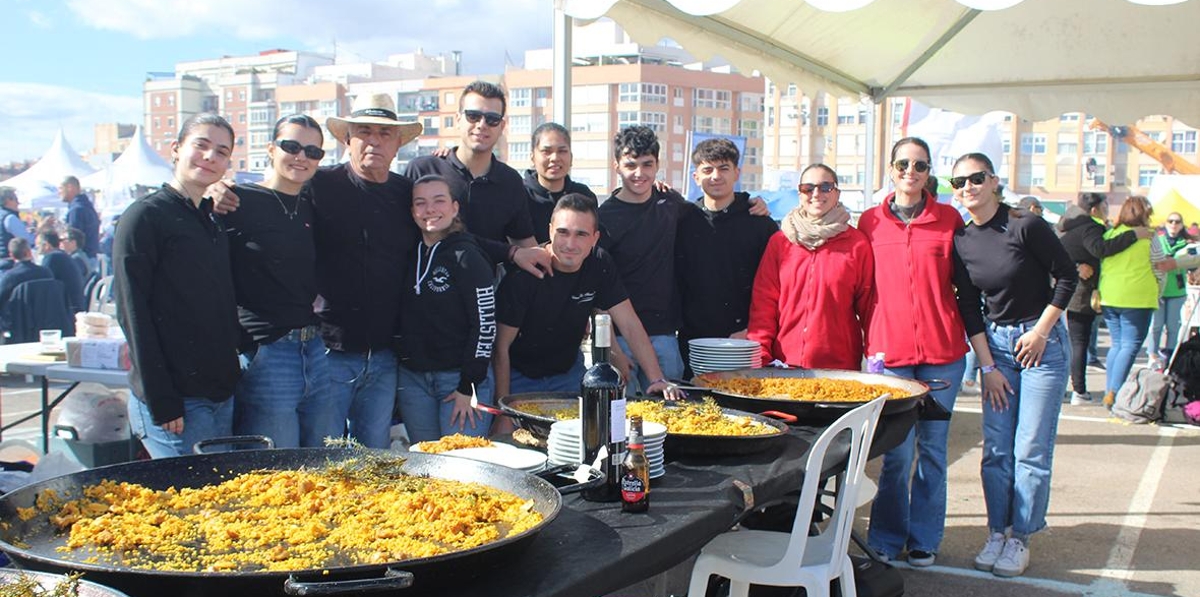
top-left (688, 338), bottom-right (760, 350)
top-left (443, 446), bottom-right (548, 471)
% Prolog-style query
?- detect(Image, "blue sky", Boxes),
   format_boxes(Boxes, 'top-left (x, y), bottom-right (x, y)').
top-left (0, 0), bottom-right (553, 164)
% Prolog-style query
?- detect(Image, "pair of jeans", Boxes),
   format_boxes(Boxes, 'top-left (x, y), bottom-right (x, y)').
top-left (981, 318), bottom-right (1070, 537)
top-left (233, 336), bottom-right (338, 448)
top-left (326, 348), bottom-right (397, 449)
top-left (1066, 311), bottom-right (1096, 395)
top-left (397, 365), bottom-right (495, 443)
top-left (616, 334), bottom-right (684, 396)
top-left (1147, 295), bottom-right (1185, 360)
top-left (1102, 307), bottom-right (1154, 394)
top-left (868, 358), bottom-right (966, 557)
top-left (510, 353), bottom-right (586, 395)
top-left (128, 395), bottom-right (234, 459)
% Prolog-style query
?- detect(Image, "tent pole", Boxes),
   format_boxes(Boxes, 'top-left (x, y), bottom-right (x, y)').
top-left (864, 97), bottom-right (877, 209)
top-left (552, 0), bottom-right (573, 131)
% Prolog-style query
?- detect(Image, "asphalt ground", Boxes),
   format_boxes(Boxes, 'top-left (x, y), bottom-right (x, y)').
top-left (2, 332), bottom-right (1198, 597)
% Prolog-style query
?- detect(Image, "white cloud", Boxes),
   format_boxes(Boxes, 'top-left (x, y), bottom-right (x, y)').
top-left (66, 0), bottom-right (554, 73)
top-left (0, 83), bottom-right (141, 164)
top-left (28, 10), bottom-right (52, 29)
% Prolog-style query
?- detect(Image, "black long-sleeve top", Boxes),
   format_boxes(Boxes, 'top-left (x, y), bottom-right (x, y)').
top-left (522, 169), bottom-right (597, 244)
top-left (113, 185), bottom-right (240, 424)
top-left (1056, 205), bottom-right (1137, 314)
top-left (675, 192), bottom-right (779, 340)
top-left (396, 232), bottom-right (496, 395)
top-left (310, 164), bottom-right (417, 353)
top-left (223, 183), bottom-right (319, 349)
top-left (953, 207), bottom-right (1078, 325)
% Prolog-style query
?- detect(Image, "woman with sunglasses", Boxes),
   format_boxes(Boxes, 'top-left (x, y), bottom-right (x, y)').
top-left (1056, 192), bottom-right (1145, 405)
top-left (747, 164), bottom-right (873, 370)
top-left (951, 152), bottom-right (1076, 578)
top-left (1147, 212), bottom-right (1193, 369)
top-left (859, 137), bottom-right (983, 567)
top-left (1097, 196), bottom-right (1165, 406)
top-left (223, 114), bottom-right (342, 448)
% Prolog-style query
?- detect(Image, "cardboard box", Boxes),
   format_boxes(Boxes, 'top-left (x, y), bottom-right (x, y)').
top-left (65, 338), bottom-right (132, 370)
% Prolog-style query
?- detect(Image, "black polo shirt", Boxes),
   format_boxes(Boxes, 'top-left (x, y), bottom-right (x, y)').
top-left (223, 183), bottom-right (319, 349)
top-left (497, 247), bottom-right (628, 379)
top-left (405, 149), bottom-right (535, 264)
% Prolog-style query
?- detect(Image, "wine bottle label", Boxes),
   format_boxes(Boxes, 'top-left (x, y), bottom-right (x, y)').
top-left (611, 399), bottom-right (627, 443)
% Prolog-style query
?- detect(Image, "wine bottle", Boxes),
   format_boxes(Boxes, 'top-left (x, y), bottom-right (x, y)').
top-left (621, 415), bottom-right (650, 513)
top-left (581, 313), bottom-right (626, 502)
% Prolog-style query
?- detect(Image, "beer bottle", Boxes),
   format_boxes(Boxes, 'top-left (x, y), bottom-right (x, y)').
top-left (621, 415), bottom-right (650, 513)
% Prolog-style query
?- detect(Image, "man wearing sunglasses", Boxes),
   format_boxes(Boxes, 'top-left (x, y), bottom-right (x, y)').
top-left (406, 81), bottom-right (549, 277)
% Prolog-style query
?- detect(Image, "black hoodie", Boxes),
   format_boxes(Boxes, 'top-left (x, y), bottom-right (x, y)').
top-left (1056, 204), bottom-right (1137, 314)
top-left (522, 169), bottom-right (597, 244)
top-left (396, 232), bottom-right (496, 395)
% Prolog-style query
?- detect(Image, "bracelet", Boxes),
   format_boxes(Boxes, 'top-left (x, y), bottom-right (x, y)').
top-left (979, 364), bottom-right (997, 374)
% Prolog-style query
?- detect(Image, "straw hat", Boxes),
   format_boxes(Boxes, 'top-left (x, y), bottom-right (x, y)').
top-left (326, 93), bottom-right (423, 146)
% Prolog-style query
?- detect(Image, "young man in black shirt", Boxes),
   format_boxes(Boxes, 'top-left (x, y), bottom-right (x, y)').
top-left (405, 81), bottom-right (550, 275)
top-left (598, 125), bottom-right (698, 393)
top-left (523, 122), bottom-right (597, 244)
top-left (495, 194), bottom-right (681, 402)
top-left (675, 138), bottom-right (778, 376)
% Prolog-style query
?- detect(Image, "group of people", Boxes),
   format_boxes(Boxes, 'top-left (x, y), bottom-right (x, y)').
top-left (0, 178), bottom-right (101, 329)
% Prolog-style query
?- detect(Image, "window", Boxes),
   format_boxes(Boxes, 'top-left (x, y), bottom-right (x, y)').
top-left (837, 98), bottom-right (854, 125)
top-left (785, 84), bottom-right (798, 98)
top-left (1139, 167), bottom-right (1158, 187)
top-left (571, 85), bottom-right (609, 106)
top-left (571, 113), bottom-right (608, 133)
top-left (620, 83), bottom-right (666, 104)
top-left (225, 90), bottom-right (233, 102)
top-left (422, 116), bottom-right (438, 135)
top-left (153, 117), bottom-right (160, 129)
top-left (444, 92), bottom-right (455, 106)
top-left (168, 95), bottom-right (175, 107)
top-left (619, 111), bottom-right (666, 132)
top-left (318, 100), bottom-right (338, 118)
top-left (508, 115), bottom-right (532, 135)
top-left (1085, 157), bottom-right (1107, 186)
top-left (508, 142), bottom-right (531, 163)
top-left (511, 88), bottom-right (531, 108)
top-left (891, 100), bottom-right (906, 127)
top-left (1020, 133), bottom-right (1047, 154)
top-left (739, 119), bottom-right (760, 138)
top-left (250, 107), bottom-right (275, 126)
top-left (238, 90), bottom-right (246, 101)
top-left (740, 93), bottom-right (763, 112)
top-left (1057, 132), bottom-right (1077, 155)
top-left (1001, 137), bottom-right (1012, 154)
top-left (1172, 131), bottom-right (1197, 154)
top-left (816, 107), bottom-right (829, 127)
top-left (238, 113), bottom-right (246, 123)
top-left (741, 173), bottom-right (760, 190)
top-left (536, 88), bottom-right (549, 107)
top-left (573, 139), bottom-right (608, 161)
top-left (858, 107), bottom-right (868, 124)
top-left (153, 96), bottom-right (161, 107)
top-left (1059, 113), bottom-right (1081, 122)
top-left (1031, 164), bottom-right (1046, 186)
top-left (443, 116), bottom-right (454, 130)
top-left (167, 117), bottom-right (174, 128)
top-left (837, 173), bottom-right (854, 186)
top-left (1083, 130), bottom-right (1108, 154)
top-left (249, 131), bottom-right (270, 149)
top-left (692, 116), bottom-right (731, 135)
top-left (744, 146), bottom-right (759, 165)
top-left (694, 88), bottom-right (731, 110)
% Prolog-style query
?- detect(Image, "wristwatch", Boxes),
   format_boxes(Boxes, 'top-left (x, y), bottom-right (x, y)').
top-left (980, 364), bottom-right (997, 374)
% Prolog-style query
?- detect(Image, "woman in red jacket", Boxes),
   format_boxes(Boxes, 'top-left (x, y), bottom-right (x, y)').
top-left (858, 137), bottom-right (985, 567)
top-left (747, 164), bottom-right (873, 369)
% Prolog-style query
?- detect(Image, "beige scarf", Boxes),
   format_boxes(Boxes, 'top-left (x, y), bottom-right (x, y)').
top-left (782, 202), bottom-right (851, 250)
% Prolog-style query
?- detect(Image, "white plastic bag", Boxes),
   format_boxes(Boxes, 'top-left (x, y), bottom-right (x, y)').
top-left (55, 384), bottom-right (130, 443)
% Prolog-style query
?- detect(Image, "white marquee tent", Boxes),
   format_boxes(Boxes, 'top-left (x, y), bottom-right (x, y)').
top-left (82, 126), bottom-right (173, 212)
top-left (2, 129), bottom-right (98, 209)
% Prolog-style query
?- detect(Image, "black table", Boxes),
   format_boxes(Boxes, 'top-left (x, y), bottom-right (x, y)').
top-left (440, 407), bottom-right (918, 597)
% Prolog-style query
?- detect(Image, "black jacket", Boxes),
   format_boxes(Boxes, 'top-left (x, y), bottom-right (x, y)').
top-left (113, 185), bottom-right (241, 424)
top-left (1056, 205), bottom-right (1137, 314)
top-left (0, 260), bottom-right (53, 316)
top-left (396, 232), bottom-right (496, 395)
top-left (66, 194), bottom-right (101, 257)
top-left (522, 169), bottom-right (597, 244)
top-left (41, 250), bottom-right (86, 313)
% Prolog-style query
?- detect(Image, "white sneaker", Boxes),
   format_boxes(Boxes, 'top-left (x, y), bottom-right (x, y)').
top-left (1070, 392), bottom-right (1092, 406)
top-left (973, 532), bottom-right (1007, 572)
top-left (992, 538), bottom-right (1030, 577)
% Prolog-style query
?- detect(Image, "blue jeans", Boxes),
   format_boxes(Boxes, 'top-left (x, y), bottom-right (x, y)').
top-left (1147, 295), bottom-right (1185, 360)
top-left (616, 334), bottom-right (684, 396)
top-left (327, 348), bottom-right (397, 449)
top-left (511, 353), bottom-right (586, 395)
top-left (868, 358), bottom-right (966, 557)
top-left (128, 395), bottom-right (234, 459)
top-left (397, 365), bottom-right (495, 443)
top-left (981, 318), bottom-right (1070, 537)
top-left (1102, 307), bottom-right (1154, 394)
top-left (233, 337), bottom-right (338, 449)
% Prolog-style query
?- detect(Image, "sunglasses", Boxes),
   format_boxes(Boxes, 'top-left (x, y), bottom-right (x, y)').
top-left (949, 171), bottom-right (991, 189)
top-left (274, 139), bottom-right (325, 160)
top-left (893, 159), bottom-right (931, 173)
top-left (1167, 219), bottom-right (1183, 224)
top-left (799, 182), bottom-right (838, 195)
top-left (463, 109), bottom-right (504, 127)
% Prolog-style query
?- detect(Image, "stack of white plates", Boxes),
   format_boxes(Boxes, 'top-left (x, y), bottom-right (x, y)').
top-left (411, 442), bottom-right (548, 474)
top-left (548, 419), bottom-right (667, 479)
top-left (688, 338), bottom-right (762, 373)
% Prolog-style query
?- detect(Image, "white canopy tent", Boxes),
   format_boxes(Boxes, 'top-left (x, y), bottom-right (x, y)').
top-left (82, 126), bottom-right (173, 212)
top-left (2, 129), bottom-right (98, 209)
top-left (559, 0), bottom-right (1200, 194)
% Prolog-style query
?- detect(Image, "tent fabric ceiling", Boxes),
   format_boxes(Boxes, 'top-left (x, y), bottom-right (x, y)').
top-left (564, 0), bottom-right (1200, 124)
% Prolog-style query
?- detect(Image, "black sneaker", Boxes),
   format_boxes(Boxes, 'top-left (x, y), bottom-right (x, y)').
top-left (1087, 359), bottom-right (1106, 371)
top-left (908, 550), bottom-right (936, 567)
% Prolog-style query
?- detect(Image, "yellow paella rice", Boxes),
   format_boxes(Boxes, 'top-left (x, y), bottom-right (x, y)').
top-left (412, 433), bottom-right (493, 454)
top-left (516, 402), bottom-right (577, 420)
top-left (43, 466), bottom-right (542, 573)
top-left (701, 377), bottom-right (900, 402)
top-left (627, 399), bottom-right (779, 436)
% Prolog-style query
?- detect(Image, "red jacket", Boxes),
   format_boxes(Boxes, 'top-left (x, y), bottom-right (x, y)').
top-left (748, 228), bottom-right (874, 370)
top-left (857, 194), bottom-right (969, 367)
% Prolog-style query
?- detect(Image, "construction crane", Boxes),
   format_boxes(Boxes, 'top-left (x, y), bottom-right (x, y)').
top-left (1089, 118), bottom-right (1200, 175)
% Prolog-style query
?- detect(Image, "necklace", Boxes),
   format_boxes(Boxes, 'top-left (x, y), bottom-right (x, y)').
top-left (267, 186), bottom-right (300, 220)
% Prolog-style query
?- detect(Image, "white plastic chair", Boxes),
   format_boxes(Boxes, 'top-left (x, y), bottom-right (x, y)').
top-left (687, 396), bottom-right (887, 597)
